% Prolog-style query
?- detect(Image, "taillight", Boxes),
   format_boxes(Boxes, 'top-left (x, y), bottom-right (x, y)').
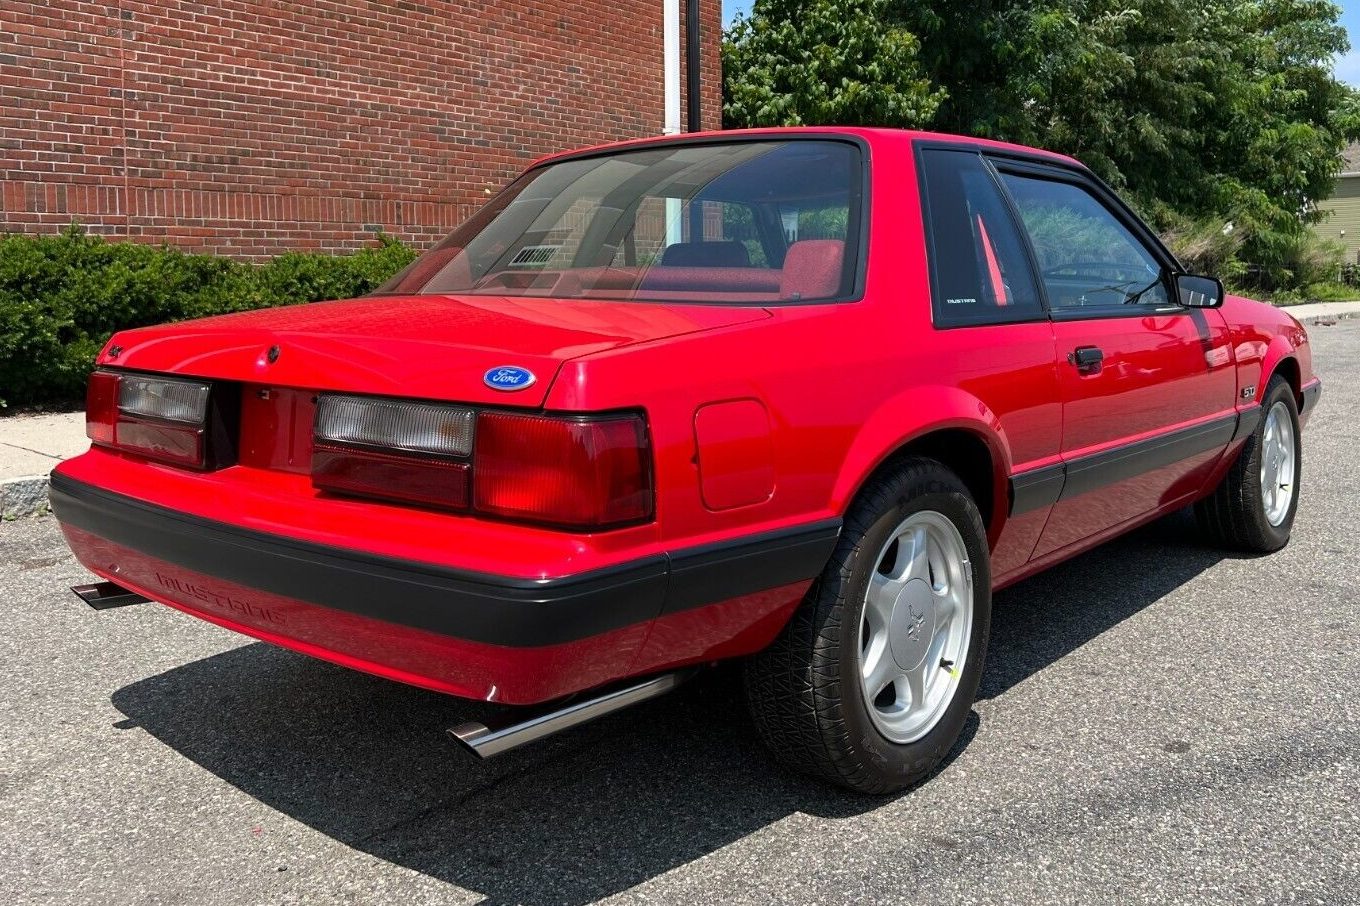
top-left (85, 370), bottom-right (119, 446)
top-left (86, 370), bottom-right (214, 469)
top-left (474, 412), bottom-right (653, 529)
top-left (312, 395), bottom-right (475, 510)
top-left (309, 393), bottom-right (653, 530)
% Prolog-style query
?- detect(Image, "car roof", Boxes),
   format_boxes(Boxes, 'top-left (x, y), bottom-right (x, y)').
top-left (527, 126), bottom-right (1083, 171)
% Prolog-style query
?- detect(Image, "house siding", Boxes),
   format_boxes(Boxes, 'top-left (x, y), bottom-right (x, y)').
top-left (1313, 175), bottom-right (1360, 262)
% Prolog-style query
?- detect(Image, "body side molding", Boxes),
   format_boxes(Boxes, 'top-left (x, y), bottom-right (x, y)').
top-left (1009, 411), bottom-right (1241, 513)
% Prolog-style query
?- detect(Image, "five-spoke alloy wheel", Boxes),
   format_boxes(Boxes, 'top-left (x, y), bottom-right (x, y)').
top-left (1259, 400), bottom-right (1296, 527)
top-left (858, 511), bottom-right (973, 744)
top-left (745, 457), bottom-right (991, 794)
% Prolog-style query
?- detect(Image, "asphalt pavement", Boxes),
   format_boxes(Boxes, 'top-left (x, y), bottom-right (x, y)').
top-left (3, 321), bottom-right (1358, 905)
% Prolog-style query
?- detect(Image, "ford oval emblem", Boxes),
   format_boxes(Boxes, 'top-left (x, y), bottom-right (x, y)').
top-left (483, 365), bottom-right (537, 392)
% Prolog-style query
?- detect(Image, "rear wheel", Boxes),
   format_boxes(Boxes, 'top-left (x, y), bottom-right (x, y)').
top-left (744, 458), bottom-right (991, 794)
top-left (1195, 374), bottom-right (1301, 552)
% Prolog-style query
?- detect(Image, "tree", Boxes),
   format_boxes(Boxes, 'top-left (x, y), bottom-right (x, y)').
top-left (722, 0), bottom-right (944, 129)
top-left (723, 0), bottom-right (1360, 287)
top-left (989, 1), bottom-right (1359, 217)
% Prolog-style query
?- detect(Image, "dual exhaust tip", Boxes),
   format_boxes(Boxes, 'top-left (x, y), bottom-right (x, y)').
top-left (71, 581), bottom-right (151, 609)
top-left (73, 580), bottom-right (688, 758)
top-left (448, 671), bottom-right (688, 758)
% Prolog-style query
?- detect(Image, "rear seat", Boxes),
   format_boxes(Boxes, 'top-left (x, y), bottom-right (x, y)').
top-left (779, 239), bottom-right (843, 301)
top-left (638, 266), bottom-right (781, 294)
top-left (658, 240), bottom-right (751, 268)
top-left (546, 239), bottom-right (845, 301)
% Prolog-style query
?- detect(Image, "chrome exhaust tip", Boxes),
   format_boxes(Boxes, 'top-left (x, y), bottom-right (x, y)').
top-left (71, 581), bottom-right (150, 610)
top-left (449, 671), bottom-right (689, 758)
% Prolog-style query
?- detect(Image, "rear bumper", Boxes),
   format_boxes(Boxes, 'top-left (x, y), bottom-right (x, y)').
top-left (50, 472), bottom-right (837, 703)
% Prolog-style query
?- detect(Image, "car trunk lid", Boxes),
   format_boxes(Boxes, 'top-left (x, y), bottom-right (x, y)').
top-left (100, 293), bottom-right (770, 408)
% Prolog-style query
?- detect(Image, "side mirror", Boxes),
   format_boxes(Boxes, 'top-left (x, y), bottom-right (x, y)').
top-left (1175, 273), bottom-right (1224, 309)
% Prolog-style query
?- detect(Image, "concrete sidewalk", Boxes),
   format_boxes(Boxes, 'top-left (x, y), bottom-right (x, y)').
top-left (1278, 298), bottom-right (1360, 323)
top-left (3, 298), bottom-right (1358, 518)
top-left (1, 411), bottom-right (87, 518)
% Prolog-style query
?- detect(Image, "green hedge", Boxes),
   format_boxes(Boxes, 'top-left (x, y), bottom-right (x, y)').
top-left (0, 225), bottom-right (416, 408)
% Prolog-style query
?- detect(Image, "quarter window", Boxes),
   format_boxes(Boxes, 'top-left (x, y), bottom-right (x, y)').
top-left (919, 149), bottom-right (1042, 326)
top-left (998, 173), bottom-right (1170, 310)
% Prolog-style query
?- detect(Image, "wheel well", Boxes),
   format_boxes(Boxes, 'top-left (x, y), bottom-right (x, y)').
top-left (1270, 356), bottom-right (1301, 406)
top-left (856, 429), bottom-right (998, 535)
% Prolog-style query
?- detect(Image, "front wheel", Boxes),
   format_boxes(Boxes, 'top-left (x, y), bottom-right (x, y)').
top-left (744, 458), bottom-right (991, 794)
top-left (1195, 374), bottom-right (1302, 553)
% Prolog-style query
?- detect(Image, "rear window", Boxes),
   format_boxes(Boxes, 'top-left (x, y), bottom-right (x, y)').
top-left (377, 140), bottom-right (865, 304)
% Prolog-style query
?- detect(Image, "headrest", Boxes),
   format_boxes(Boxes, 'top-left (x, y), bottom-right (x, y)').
top-left (780, 240), bottom-right (844, 301)
top-left (659, 240), bottom-right (751, 268)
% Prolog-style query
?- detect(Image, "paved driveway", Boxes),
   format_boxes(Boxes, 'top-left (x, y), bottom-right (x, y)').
top-left (4, 321), bottom-right (1358, 905)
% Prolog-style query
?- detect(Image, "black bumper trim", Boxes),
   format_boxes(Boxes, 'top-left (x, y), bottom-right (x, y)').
top-left (49, 472), bottom-right (840, 649)
top-left (665, 521), bottom-right (843, 613)
top-left (1301, 379), bottom-right (1322, 417)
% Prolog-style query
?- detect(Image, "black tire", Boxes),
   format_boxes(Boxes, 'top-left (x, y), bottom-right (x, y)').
top-left (1195, 374), bottom-right (1301, 553)
top-left (743, 457), bottom-right (991, 794)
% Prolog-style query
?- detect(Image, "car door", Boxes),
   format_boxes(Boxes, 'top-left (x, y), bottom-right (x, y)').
top-left (991, 161), bottom-right (1238, 558)
top-left (916, 147), bottom-right (1063, 578)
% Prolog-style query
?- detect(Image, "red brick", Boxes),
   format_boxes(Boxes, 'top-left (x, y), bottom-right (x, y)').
top-left (0, 0), bottom-right (722, 259)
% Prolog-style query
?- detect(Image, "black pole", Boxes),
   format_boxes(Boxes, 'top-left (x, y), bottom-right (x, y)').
top-left (686, 0), bottom-right (701, 131)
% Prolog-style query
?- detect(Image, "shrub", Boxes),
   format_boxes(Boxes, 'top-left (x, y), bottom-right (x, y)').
top-left (254, 240), bottom-right (417, 306)
top-left (0, 225), bottom-right (416, 409)
top-left (1153, 201), bottom-right (1347, 298)
top-left (1158, 214), bottom-right (1248, 286)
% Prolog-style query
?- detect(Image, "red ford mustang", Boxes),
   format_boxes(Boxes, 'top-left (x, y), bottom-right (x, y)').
top-left (53, 128), bottom-right (1320, 793)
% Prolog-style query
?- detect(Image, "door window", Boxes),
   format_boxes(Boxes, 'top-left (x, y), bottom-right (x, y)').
top-left (919, 149), bottom-right (1043, 326)
top-left (998, 173), bottom-right (1170, 311)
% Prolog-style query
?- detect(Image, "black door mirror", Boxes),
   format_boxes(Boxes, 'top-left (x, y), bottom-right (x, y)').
top-left (1175, 273), bottom-right (1224, 309)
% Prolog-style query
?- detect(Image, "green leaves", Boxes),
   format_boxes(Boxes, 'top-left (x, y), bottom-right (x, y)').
top-left (723, 0), bottom-right (945, 129)
top-left (723, 0), bottom-right (1360, 291)
top-left (0, 226), bottom-right (416, 408)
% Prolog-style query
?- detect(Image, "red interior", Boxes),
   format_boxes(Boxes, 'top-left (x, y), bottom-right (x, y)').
top-left (407, 239), bottom-right (846, 303)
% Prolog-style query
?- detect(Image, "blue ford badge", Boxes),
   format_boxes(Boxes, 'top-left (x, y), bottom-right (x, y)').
top-left (483, 365), bottom-right (536, 391)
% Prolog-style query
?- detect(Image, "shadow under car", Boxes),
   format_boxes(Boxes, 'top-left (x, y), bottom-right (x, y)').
top-left (109, 511), bottom-right (1225, 904)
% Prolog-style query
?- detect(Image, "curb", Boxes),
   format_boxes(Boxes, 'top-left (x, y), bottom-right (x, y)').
top-left (1294, 310), bottom-right (1360, 325)
top-left (2, 475), bottom-right (50, 520)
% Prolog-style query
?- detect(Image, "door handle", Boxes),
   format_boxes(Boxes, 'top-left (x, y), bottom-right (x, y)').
top-left (1068, 346), bottom-right (1104, 375)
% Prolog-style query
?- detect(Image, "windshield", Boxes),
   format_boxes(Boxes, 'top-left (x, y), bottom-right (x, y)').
top-left (376, 139), bottom-right (865, 304)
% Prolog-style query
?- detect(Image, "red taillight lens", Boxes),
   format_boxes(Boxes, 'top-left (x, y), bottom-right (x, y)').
top-left (473, 412), bottom-right (652, 530)
top-left (312, 442), bottom-right (471, 510)
top-left (86, 370), bottom-right (119, 446)
top-left (112, 416), bottom-right (205, 467)
top-left (309, 393), bottom-right (653, 530)
top-left (86, 370), bottom-right (210, 468)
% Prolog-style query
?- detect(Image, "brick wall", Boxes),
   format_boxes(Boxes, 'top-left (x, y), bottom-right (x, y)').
top-left (0, 0), bottom-right (722, 258)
